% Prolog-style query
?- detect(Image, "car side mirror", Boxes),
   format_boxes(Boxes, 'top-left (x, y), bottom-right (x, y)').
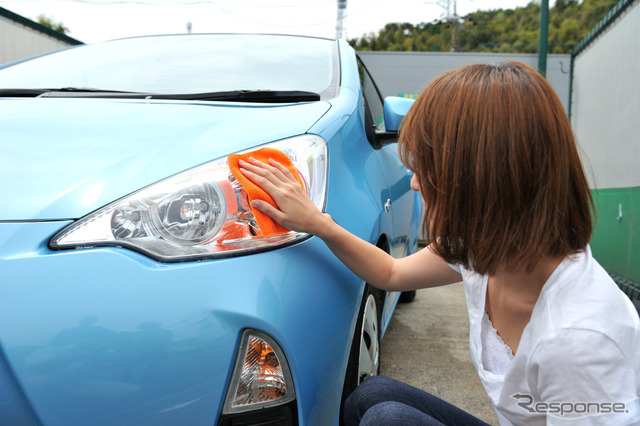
top-left (384, 97), bottom-right (415, 132)
top-left (373, 97), bottom-right (416, 148)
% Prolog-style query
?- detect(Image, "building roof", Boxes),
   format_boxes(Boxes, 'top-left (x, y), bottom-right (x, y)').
top-left (0, 5), bottom-right (83, 45)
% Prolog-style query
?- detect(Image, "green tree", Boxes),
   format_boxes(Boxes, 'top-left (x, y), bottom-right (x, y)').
top-left (348, 0), bottom-right (620, 53)
top-left (37, 14), bottom-right (69, 35)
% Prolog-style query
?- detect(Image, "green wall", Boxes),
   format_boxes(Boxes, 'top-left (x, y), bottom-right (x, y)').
top-left (590, 186), bottom-right (640, 288)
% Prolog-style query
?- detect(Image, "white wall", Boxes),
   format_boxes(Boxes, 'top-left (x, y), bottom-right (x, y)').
top-left (358, 51), bottom-right (571, 113)
top-left (570, 0), bottom-right (640, 189)
top-left (1, 13), bottom-right (79, 65)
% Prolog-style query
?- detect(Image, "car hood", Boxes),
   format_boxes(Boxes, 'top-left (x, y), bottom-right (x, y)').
top-left (0, 98), bottom-right (330, 221)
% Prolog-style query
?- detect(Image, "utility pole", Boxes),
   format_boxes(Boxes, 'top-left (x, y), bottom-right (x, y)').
top-left (335, 0), bottom-right (347, 40)
top-left (427, 0), bottom-right (463, 51)
top-left (451, 0), bottom-right (459, 52)
top-left (537, 0), bottom-right (549, 76)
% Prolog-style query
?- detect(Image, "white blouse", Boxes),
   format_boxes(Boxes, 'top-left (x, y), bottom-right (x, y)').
top-left (452, 246), bottom-right (640, 425)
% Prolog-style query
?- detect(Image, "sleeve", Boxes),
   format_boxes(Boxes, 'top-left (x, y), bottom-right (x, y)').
top-left (529, 328), bottom-right (640, 425)
top-left (448, 263), bottom-right (461, 274)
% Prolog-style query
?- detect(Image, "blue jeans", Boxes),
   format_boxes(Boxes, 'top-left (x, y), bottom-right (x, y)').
top-left (343, 375), bottom-right (491, 425)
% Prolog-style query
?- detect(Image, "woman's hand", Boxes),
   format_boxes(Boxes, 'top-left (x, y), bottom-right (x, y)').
top-left (239, 157), bottom-right (331, 236)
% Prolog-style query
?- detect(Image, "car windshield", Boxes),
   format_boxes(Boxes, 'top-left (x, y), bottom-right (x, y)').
top-left (0, 34), bottom-right (340, 100)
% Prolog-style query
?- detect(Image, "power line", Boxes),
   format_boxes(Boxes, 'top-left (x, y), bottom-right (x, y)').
top-left (1, 0), bottom-right (337, 6)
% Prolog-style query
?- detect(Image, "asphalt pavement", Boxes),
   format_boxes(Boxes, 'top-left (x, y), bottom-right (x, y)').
top-left (380, 282), bottom-right (499, 425)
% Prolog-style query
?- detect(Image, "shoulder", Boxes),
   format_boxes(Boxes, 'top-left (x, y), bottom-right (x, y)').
top-left (530, 327), bottom-right (637, 374)
top-left (516, 248), bottom-right (640, 388)
top-left (457, 266), bottom-right (487, 322)
top-left (521, 250), bottom-right (640, 411)
top-left (530, 248), bottom-right (639, 342)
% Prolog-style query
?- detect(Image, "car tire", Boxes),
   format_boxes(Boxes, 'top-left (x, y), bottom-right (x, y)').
top-left (340, 284), bottom-right (382, 415)
top-left (399, 290), bottom-right (417, 303)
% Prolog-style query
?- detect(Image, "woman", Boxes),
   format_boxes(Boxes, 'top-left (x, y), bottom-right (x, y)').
top-left (239, 62), bottom-right (640, 425)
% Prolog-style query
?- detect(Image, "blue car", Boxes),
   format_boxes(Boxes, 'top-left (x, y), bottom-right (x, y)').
top-left (0, 34), bottom-right (421, 425)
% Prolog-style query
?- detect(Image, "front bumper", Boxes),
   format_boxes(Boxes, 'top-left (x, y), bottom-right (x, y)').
top-left (0, 221), bottom-right (362, 425)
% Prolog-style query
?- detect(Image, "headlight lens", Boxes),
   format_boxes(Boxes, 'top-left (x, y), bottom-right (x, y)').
top-left (50, 135), bottom-right (327, 261)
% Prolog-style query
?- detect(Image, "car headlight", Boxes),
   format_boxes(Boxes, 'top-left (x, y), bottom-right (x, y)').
top-left (49, 134), bottom-right (328, 261)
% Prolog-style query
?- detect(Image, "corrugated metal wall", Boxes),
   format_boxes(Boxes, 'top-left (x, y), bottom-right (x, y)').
top-left (358, 51), bottom-right (571, 113)
top-left (570, 0), bottom-right (640, 294)
top-left (571, 0), bottom-right (639, 190)
top-left (0, 7), bottom-right (81, 65)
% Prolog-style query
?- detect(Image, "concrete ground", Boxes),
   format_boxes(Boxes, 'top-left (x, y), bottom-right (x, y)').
top-left (380, 283), bottom-right (499, 425)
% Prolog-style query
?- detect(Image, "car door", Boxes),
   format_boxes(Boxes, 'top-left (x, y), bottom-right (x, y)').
top-left (357, 58), bottom-right (420, 325)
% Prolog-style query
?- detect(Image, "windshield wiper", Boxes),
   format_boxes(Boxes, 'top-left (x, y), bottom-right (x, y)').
top-left (0, 88), bottom-right (145, 98)
top-left (0, 89), bottom-right (49, 97)
top-left (0, 88), bottom-right (321, 103)
top-left (160, 90), bottom-right (321, 103)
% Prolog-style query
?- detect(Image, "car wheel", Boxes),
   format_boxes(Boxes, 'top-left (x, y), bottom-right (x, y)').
top-left (341, 285), bottom-right (381, 405)
top-left (357, 291), bottom-right (381, 382)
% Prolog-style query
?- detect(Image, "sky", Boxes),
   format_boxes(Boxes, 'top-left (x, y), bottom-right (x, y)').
top-left (0, 0), bottom-right (539, 44)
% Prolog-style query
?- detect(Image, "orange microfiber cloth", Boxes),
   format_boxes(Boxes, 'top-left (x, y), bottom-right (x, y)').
top-left (227, 147), bottom-right (305, 236)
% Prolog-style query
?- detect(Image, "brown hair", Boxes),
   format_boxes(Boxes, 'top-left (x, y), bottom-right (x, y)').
top-left (399, 61), bottom-right (593, 275)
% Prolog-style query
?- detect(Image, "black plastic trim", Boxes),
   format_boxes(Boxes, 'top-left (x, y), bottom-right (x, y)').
top-left (217, 402), bottom-right (298, 426)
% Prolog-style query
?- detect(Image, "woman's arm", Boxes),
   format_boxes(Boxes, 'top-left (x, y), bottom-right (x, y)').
top-left (239, 157), bottom-right (462, 292)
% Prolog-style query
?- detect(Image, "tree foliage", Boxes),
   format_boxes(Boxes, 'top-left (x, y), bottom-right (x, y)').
top-left (37, 14), bottom-right (69, 35)
top-left (348, 0), bottom-right (620, 53)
